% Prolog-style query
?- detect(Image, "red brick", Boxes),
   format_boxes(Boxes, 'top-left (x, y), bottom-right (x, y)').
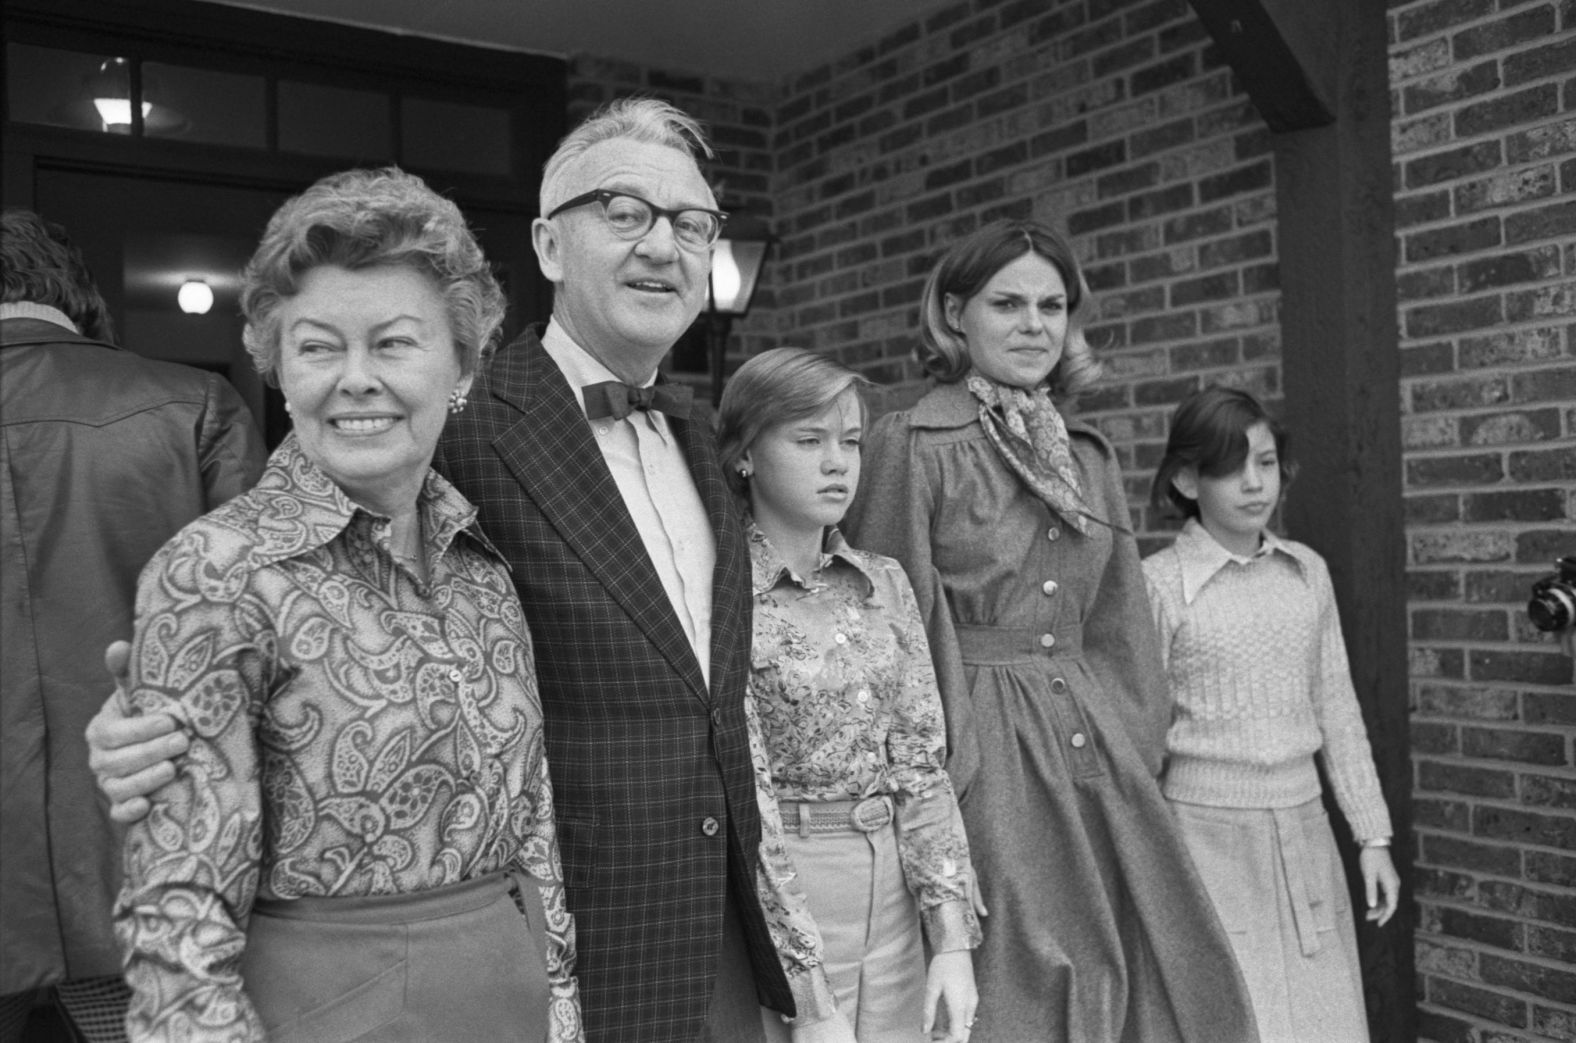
top-left (1464, 485), bottom-right (1570, 522)
top-left (1455, 83), bottom-right (1562, 137)
top-left (1404, 295), bottom-right (1506, 337)
top-left (1481, 954), bottom-right (1576, 1006)
top-left (1505, 198), bottom-right (1576, 245)
top-left (1436, 903), bottom-right (1527, 949)
top-left (1429, 976), bottom-right (1529, 1027)
top-left (1462, 725), bottom-right (1567, 764)
top-left (1419, 758), bottom-right (1519, 796)
top-left (1402, 61), bottom-right (1503, 115)
top-left (1451, 6), bottom-right (1558, 62)
top-left (1404, 140), bottom-right (1506, 188)
top-left (1472, 650), bottom-right (1576, 686)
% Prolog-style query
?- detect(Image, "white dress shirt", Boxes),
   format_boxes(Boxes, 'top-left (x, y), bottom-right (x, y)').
top-left (540, 320), bottom-right (715, 683)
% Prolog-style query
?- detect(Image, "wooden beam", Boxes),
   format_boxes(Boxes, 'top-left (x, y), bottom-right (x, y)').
top-left (1186, 0), bottom-right (1335, 131)
top-left (1264, 1), bottom-right (1416, 1040)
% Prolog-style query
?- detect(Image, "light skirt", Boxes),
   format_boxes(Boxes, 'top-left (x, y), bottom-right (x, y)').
top-left (760, 819), bottom-right (926, 1043)
top-left (1170, 798), bottom-right (1370, 1043)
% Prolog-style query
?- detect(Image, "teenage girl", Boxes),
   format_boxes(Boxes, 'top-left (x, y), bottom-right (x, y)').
top-left (717, 347), bottom-right (982, 1043)
top-left (1143, 385), bottom-right (1400, 1043)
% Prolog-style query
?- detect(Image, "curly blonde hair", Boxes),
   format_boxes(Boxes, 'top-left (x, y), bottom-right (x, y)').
top-left (239, 167), bottom-right (504, 384)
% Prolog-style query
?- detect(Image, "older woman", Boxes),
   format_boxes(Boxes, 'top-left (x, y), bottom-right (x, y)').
top-left (844, 219), bottom-right (1258, 1043)
top-left (113, 168), bottom-right (580, 1043)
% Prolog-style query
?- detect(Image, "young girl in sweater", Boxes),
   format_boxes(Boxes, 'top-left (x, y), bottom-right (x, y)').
top-left (718, 347), bottom-right (982, 1043)
top-left (1142, 386), bottom-right (1400, 1043)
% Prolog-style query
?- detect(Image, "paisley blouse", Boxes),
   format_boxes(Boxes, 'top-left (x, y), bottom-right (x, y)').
top-left (114, 435), bottom-right (580, 1043)
top-left (747, 524), bottom-right (982, 970)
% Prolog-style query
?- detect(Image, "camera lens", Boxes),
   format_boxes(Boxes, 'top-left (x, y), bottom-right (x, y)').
top-left (1529, 585), bottom-right (1575, 632)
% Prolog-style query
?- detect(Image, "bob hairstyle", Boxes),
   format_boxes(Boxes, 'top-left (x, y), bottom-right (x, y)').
top-left (1149, 385), bottom-right (1297, 520)
top-left (1, 207), bottom-right (116, 343)
top-left (239, 167), bottom-right (504, 385)
top-left (716, 347), bottom-right (871, 500)
top-left (539, 97), bottom-right (714, 215)
top-left (916, 219), bottom-right (1100, 395)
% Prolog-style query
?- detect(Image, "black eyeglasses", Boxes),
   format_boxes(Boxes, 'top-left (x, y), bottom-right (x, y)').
top-left (546, 189), bottom-right (728, 251)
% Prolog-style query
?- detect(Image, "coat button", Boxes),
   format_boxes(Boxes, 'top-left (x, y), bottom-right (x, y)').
top-left (1039, 633), bottom-right (1056, 649)
top-left (1050, 678), bottom-right (1068, 694)
top-left (1042, 580), bottom-right (1059, 596)
top-left (701, 816), bottom-right (720, 837)
top-left (448, 667), bottom-right (464, 683)
top-left (1071, 733), bottom-right (1087, 749)
top-left (1047, 526), bottom-right (1061, 542)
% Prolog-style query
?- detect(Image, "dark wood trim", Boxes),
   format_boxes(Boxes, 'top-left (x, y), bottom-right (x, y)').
top-left (1191, 0), bottom-right (1415, 1040)
top-left (1186, 0), bottom-right (1334, 131)
top-left (4, 0), bottom-right (562, 95)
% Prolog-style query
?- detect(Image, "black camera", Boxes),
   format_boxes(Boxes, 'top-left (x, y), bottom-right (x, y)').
top-left (1528, 556), bottom-right (1576, 633)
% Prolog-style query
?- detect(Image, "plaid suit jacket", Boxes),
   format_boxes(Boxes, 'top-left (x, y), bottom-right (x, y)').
top-left (433, 329), bottom-right (792, 1042)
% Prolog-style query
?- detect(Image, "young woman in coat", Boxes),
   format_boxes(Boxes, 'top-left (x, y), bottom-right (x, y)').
top-left (844, 219), bottom-right (1259, 1043)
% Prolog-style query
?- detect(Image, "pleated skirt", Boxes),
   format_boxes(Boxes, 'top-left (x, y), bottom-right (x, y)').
top-left (1170, 798), bottom-right (1371, 1043)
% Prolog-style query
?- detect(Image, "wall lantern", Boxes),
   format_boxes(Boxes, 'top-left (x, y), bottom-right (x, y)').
top-left (177, 279), bottom-right (214, 315)
top-left (705, 213), bottom-right (775, 404)
top-left (86, 57), bottom-right (185, 134)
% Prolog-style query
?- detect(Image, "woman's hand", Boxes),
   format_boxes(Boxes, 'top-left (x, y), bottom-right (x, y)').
top-left (791, 1009), bottom-right (857, 1043)
top-left (923, 950), bottom-right (978, 1042)
top-left (1360, 846), bottom-right (1400, 927)
top-left (85, 640), bottom-right (188, 823)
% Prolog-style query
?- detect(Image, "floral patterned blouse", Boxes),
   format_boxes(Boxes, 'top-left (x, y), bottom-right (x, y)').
top-left (747, 523), bottom-right (982, 977)
top-left (114, 435), bottom-right (581, 1043)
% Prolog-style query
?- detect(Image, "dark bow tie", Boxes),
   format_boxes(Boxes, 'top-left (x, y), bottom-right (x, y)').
top-left (581, 380), bottom-right (693, 422)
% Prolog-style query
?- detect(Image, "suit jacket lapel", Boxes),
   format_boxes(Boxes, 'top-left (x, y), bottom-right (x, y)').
top-left (488, 334), bottom-right (710, 701)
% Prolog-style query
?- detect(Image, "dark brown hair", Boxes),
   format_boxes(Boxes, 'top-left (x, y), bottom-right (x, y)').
top-left (1150, 385), bottom-right (1296, 520)
top-left (1, 207), bottom-right (116, 343)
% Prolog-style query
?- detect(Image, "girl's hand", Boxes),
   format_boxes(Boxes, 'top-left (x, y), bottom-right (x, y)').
top-left (923, 950), bottom-right (978, 1042)
top-left (1360, 846), bottom-right (1400, 926)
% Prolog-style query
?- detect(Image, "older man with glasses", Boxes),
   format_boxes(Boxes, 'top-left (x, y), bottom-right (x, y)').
top-left (86, 99), bottom-right (856, 1043)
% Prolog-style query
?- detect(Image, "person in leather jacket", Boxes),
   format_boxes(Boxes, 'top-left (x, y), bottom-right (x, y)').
top-left (0, 207), bottom-right (265, 1042)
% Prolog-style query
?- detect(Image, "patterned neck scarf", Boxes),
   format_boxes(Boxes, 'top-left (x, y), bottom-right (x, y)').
top-left (966, 372), bottom-right (1094, 535)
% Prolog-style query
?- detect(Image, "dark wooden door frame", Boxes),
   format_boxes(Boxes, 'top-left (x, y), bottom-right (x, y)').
top-left (1186, 2), bottom-right (1415, 1041)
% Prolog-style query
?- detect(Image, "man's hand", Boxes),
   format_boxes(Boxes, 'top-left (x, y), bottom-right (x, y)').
top-left (1360, 846), bottom-right (1400, 927)
top-left (85, 641), bottom-right (187, 823)
top-left (790, 1008), bottom-right (857, 1043)
top-left (923, 950), bottom-right (978, 1042)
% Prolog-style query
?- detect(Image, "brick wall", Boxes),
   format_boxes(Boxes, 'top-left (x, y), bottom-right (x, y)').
top-left (567, 0), bottom-right (1576, 1036)
top-left (1389, 0), bottom-right (1576, 1039)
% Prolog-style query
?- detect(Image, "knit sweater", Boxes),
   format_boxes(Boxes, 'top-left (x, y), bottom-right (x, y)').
top-left (1142, 519), bottom-right (1393, 842)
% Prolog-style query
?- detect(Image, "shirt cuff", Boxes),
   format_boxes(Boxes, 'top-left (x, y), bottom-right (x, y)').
top-left (922, 898), bottom-right (982, 954)
top-left (783, 966), bottom-right (840, 1028)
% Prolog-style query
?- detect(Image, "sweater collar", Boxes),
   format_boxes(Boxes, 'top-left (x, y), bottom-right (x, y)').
top-left (1173, 517), bottom-right (1309, 604)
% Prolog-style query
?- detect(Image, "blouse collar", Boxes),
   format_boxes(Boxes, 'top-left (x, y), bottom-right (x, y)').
top-left (747, 521), bottom-right (875, 598)
top-left (245, 433), bottom-right (504, 568)
top-left (1173, 516), bottom-right (1308, 604)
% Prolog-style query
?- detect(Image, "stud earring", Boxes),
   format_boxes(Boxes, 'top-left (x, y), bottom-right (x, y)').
top-left (283, 400), bottom-right (294, 416)
top-left (447, 389), bottom-right (469, 415)
top-left (738, 467), bottom-right (751, 479)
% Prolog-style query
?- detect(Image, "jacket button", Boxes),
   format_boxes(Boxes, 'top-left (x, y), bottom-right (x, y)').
top-left (1071, 732), bottom-right (1087, 749)
top-left (1050, 678), bottom-right (1068, 694)
top-left (701, 816), bottom-right (720, 837)
top-left (1039, 633), bottom-right (1056, 649)
top-left (1046, 526), bottom-right (1060, 542)
top-left (1042, 580), bottom-right (1059, 596)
